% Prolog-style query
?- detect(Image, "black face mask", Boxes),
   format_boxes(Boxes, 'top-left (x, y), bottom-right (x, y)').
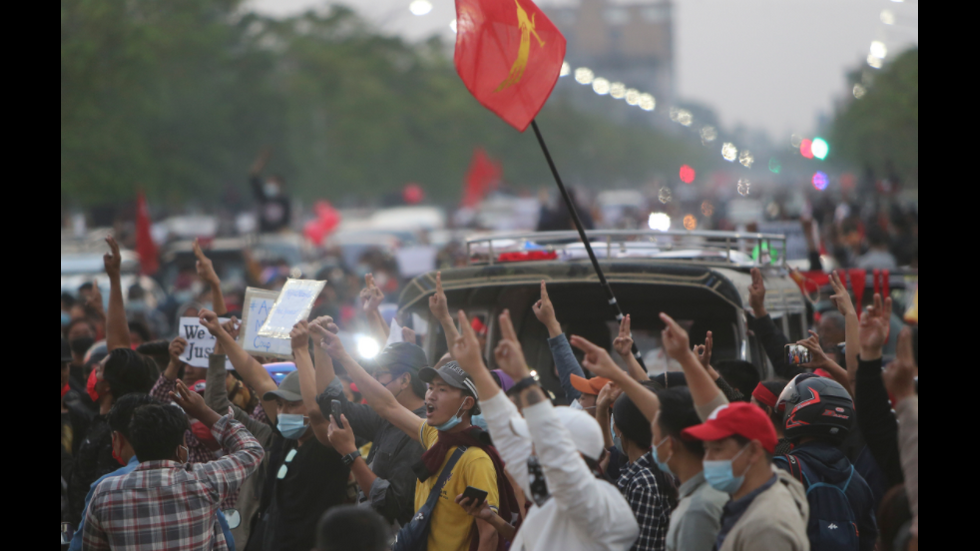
top-left (70, 337), bottom-right (95, 357)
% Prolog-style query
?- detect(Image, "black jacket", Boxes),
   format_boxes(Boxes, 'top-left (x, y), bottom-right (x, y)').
top-left (317, 379), bottom-right (425, 525)
top-left (67, 415), bottom-right (117, 525)
top-left (855, 357), bottom-right (904, 486)
top-left (747, 313), bottom-right (804, 380)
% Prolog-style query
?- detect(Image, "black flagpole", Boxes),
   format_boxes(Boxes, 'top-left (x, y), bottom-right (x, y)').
top-left (530, 119), bottom-right (646, 369)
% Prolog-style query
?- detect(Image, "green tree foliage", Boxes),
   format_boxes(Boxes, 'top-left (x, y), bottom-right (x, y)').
top-left (830, 48), bottom-right (918, 184)
top-left (62, 1), bottom-right (706, 206)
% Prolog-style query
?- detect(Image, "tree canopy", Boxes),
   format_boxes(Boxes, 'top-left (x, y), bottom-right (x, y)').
top-left (61, 1), bottom-right (706, 207)
top-left (829, 48), bottom-right (918, 185)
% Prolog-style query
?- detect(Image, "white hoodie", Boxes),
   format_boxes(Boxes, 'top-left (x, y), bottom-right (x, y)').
top-left (481, 392), bottom-right (639, 551)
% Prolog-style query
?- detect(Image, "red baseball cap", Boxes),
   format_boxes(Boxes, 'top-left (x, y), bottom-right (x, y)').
top-left (570, 375), bottom-right (612, 396)
top-left (682, 401), bottom-right (778, 454)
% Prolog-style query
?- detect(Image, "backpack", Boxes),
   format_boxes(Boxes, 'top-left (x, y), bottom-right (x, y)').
top-left (777, 454), bottom-right (859, 551)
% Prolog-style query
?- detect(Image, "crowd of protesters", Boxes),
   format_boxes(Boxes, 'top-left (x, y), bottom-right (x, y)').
top-left (61, 220), bottom-right (917, 551)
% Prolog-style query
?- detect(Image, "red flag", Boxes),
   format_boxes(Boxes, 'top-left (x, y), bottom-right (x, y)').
top-left (462, 148), bottom-right (502, 207)
top-left (454, 0), bottom-right (566, 132)
top-left (135, 191), bottom-right (158, 275)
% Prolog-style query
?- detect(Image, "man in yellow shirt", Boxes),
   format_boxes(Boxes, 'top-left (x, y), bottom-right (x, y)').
top-left (314, 324), bottom-right (502, 551)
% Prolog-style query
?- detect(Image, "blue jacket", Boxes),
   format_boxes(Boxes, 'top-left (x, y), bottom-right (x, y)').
top-left (70, 455), bottom-right (235, 551)
top-left (776, 441), bottom-right (878, 551)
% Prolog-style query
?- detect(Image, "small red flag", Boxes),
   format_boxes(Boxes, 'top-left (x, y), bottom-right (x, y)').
top-left (454, 0), bottom-right (566, 132)
top-left (135, 191), bottom-right (159, 275)
top-left (462, 148), bottom-right (502, 207)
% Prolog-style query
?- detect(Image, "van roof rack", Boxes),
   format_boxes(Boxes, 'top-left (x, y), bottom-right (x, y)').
top-left (465, 229), bottom-right (788, 268)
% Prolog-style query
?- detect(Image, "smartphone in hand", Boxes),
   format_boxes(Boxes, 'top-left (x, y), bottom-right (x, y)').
top-left (461, 486), bottom-right (488, 507)
top-left (331, 400), bottom-right (344, 429)
top-left (785, 343), bottom-right (811, 365)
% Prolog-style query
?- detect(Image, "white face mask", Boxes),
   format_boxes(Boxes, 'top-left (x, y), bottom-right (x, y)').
top-left (263, 182), bottom-right (279, 198)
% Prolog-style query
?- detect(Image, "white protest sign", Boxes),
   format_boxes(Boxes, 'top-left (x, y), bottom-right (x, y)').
top-left (240, 287), bottom-right (293, 360)
top-left (178, 317), bottom-right (232, 369)
top-left (257, 279), bottom-right (326, 339)
top-left (386, 318), bottom-right (404, 346)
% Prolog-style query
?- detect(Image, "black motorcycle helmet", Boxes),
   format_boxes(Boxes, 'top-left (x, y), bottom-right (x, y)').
top-left (777, 373), bottom-right (854, 443)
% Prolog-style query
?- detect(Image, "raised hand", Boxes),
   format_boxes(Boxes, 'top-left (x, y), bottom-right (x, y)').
top-left (221, 317), bottom-right (241, 341)
top-left (170, 379), bottom-right (207, 420)
top-left (402, 326), bottom-right (417, 344)
top-left (327, 414), bottom-right (357, 455)
top-left (859, 293), bottom-right (892, 360)
top-left (830, 271), bottom-right (856, 317)
top-left (569, 335), bottom-right (621, 381)
top-left (452, 310), bottom-right (486, 374)
top-left (493, 310), bottom-right (530, 381)
top-left (199, 309), bottom-right (223, 336)
top-left (311, 322), bottom-right (350, 360)
top-left (532, 281), bottom-right (561, 337)
top-left (360, 274), bottom-right (384, 313)
top-left (169, 337), bottom-right (188, 365)
top-left (748, 268), bottom-right (766, 318)
top-left (694, 330), bottom-right (713, 370)
top-left (310, 315), bottom-right (340, 335)
top-left (428, 272), bottom-right (451, 321)
top-left (659, 313), bottom-right (694, 362)
top-left (798, 330), bottom-right (834, 370)
top-left (193, 239), bottom-right (219, 284)
top-left (883, 327), bottom-right (916, 403)
top-left (290, 320), bottom-right (310, 353)
top-left (613, 314), bottom-right (634, 358)
top-left (596, 380), bottom-right (623, 411)
top-left (104, 235), bottom-right (122, 279)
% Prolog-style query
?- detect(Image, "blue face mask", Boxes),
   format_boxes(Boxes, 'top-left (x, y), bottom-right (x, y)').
top-left (611, 417), bottom-right (625, 455)
top-left (61, 311), bottom-right (71, 326)
top-left (652, 435), bottom-right (674, 478)
top-left (704, 445), bottom-right (749, 494)
top-left (277, 414), bottom-right (309, 440)
top-left (471, 414), bottom-right (488, 432)
top-left (432, 400), bottom-right (468, 432)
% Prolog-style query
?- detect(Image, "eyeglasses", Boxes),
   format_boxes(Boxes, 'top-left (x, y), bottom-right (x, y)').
top-left (276, 448), bottom-right (298, 480)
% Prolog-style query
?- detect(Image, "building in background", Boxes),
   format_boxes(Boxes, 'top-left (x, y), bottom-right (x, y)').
top-left (547, 0), bottom-right (674, 124)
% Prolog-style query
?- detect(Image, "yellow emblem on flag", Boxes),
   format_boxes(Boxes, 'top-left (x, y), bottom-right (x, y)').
top-left (494, 0), bottom-right (546, 92)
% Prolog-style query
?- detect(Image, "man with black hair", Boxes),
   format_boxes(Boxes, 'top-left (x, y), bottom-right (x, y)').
top-left (82, 380), bottom-right (264, 551)
top-left (67, 348), bottom-right (157, 524)
top-left (66, 317), bottom-right (98, 402)
top-left (652, 388), bottom-right (729, 551)
top-left (316, 505), bottom-right (391, 551)
top-left (315, 338), bottom-right (428, 526)
top-left (611, 391), bottom-right (671, 551)
top-left (660, 312), bottom-right (810, 551)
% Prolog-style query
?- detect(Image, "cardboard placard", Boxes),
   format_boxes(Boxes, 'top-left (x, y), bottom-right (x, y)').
top-left (239, 287), bottom-right (293, 360)
top-left (257, 279), bottom-right (326, 339)
top-left (178, 317), bottom-right (232, 369)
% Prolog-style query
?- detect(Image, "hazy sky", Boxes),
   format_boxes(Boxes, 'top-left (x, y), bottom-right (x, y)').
top-left (248, 0), bottom-right (918, 140)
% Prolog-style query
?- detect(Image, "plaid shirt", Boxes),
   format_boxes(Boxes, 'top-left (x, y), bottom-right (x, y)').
top-left (617, 451), bottom-right (670, 551)
top-left (82, 415), bottom-right (264, 551)
top-left (151, 374), bottom-right (237, 507)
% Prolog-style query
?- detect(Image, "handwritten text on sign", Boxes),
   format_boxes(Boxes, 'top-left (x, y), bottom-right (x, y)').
top-left (240, 287), bottom-right (293, 359)
top-left (179, 317), bottom-right (232, 369)
top-left (258, 279), bottom-right (326, 339)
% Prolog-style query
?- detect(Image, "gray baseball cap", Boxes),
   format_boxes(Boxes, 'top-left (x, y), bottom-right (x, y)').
top-left (263, 370), bottom-right (303, 402)
top-left (418, 361), bottom-right (478, 398)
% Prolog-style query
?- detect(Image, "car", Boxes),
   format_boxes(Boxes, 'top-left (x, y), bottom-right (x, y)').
top-left (396, 229), bottom-right (807, 402)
